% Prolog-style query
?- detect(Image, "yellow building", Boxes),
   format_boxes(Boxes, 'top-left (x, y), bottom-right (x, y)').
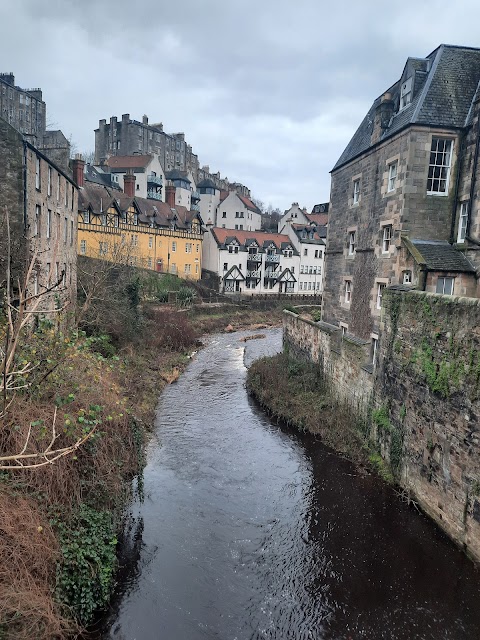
top-left (76, 174), bottom-right (204, 280)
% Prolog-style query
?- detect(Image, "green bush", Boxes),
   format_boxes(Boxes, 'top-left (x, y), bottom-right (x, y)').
top-left (53, 504), bottom-right (117, 625)
top-left (176, 286), bottom-right (196, 308)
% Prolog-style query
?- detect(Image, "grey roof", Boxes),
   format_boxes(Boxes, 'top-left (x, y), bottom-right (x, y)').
top-left (197, 178), bottom-right (217, 189)
top-left (410, 239), bottom-right (476, 273)
top-left (166, 169), bottom-right (191, 183)
top-left (333, 45), bottom-right (480, 171)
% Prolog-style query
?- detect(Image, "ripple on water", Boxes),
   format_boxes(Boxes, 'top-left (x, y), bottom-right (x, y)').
top-left (98, 329), bottom-right (480, 640)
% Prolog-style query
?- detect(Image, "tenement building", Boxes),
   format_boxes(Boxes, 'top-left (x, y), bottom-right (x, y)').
top-left (75, 158), bottom-right (204, 280)
top-left (0, 73), bottom-right (70, 171)
top-left (323, 44), bottom-right (480, 353)
top-left (0, 118), bottom-right (78, 314)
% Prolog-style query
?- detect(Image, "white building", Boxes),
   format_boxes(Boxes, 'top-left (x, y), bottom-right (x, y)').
top-left (165, 169), bottom-right (200, 210)
top-left (104, 155), bottom-right (165, 201)
top-left (198, 178), bottom-right (222, 223)
top-left (215, 190), bottom-right (262, 231)
top-left (278, 202), bottom-right (329, 233)
top-left (202, 227), bottom-right (325, 295)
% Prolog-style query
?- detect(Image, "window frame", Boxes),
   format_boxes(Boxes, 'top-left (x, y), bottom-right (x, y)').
top-left (376, 282), bottom-right (386, 309)
top-left (436, 276), bottom-right (455, 296)
top-left (352, 179), bottom-right (360, 205)
top-left (387, 162), bottom-right (397, 192)
top-left (427, 138), bottom-right (453, 196)
top-left (457, 202), bottom-right (469, 243)
top-left (344, 280), bottom-right (352, 304)
top-left (382, 225), bottom-right (392, 254)
top-left (348, 230), bottom-right (356, 256)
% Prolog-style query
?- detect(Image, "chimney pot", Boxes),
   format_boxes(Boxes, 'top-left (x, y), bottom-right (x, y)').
top-left (166, 185), bottom-right (176, 207)
top-left (72, 155), bottom-right (85, 188)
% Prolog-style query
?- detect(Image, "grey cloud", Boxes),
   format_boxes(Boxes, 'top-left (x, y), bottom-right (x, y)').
top-left (4, 0), bottom-right (480, 207)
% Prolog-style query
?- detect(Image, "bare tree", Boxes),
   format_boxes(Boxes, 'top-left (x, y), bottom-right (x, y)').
top-left (0, 208), bottom-right (97, 469)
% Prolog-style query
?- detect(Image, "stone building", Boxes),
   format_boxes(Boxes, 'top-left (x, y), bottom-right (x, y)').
top-left (0, 118), bottom-right (78, 314)
top-left (322, 44), bottom-right (480, 356)
top-left (0, 73), bottom-right (70, 171)
top-left (94, 114), bottom-right (250, 196)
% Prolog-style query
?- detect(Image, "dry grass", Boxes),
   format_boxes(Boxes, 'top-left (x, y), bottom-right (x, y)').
top-left (247, 352), bottom-right (368, 464)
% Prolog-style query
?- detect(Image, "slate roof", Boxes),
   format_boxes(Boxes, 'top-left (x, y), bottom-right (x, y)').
top-left (165, 169), bottom-right (190, 183)
top-left (197, 178), bottom-right (217, 189)
top-left (333, 45), bottom-right (480, 171)
top-left (78, 179), bottom-right (203, 231)
top-left (409, 239), bottom-right (476, 273)
top-left (291, 224), bottom-right (326, 245)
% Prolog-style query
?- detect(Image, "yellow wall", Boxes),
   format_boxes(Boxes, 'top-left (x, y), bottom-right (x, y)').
top-left (77, 206), bottom-right (203, 280)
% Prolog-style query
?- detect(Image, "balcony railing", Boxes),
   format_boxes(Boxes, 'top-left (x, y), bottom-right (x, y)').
top-left (246, 269), bottom-right (261, 278)
top-left (247, 253), bottom-right (262, 263)
top-left (147, 174), bottom-right (163, 186)
top-left (147, 190), bottom-right (162, 201)
top-left (265, 253), bottom-right (280, 263)
top-left (191, 202), bottom-right (200, 211)
top-left (264, 271), bottom-right (278, 280)
top-left (191, 190), bottom-right (201, 202)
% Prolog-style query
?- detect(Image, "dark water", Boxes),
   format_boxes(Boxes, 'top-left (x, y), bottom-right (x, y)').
top-left (99, 329), bottom-right (480, 640)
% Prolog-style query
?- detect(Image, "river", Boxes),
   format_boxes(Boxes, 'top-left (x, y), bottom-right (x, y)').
top-left (99, 329), bottom-right (480, 640)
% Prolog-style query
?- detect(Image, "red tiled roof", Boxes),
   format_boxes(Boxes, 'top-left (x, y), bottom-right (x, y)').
top-left (211, 227), bottom-right (290, 247)
top-left (305, 213), bottom-right (328, 226)
top-left (106, 155), bottom-right (152, 170)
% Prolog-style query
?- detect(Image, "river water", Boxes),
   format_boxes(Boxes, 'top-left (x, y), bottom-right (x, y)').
top-left (100, 329), bottom-right (480, 640)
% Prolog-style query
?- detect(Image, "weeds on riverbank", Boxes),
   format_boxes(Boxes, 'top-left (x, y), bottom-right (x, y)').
top-left (247, 352), bottom-right (369, 465)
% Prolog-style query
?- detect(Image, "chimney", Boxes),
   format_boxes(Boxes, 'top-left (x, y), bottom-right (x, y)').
top-left (142, 114), bottom-right (148, 125)
top-left (72, 154), bottom-right (85, 188)
top-left (371, 92), bottom-right (394, 145)
top-left (166, 185), bottom-right (176, 207)
top-left (123, 170), bottom-right (136, 197)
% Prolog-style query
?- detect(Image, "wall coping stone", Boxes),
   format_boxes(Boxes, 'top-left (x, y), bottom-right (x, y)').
top-left (344, 334), bottom-right (370, 346)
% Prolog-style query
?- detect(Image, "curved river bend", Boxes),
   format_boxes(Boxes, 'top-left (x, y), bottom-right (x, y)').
top-left (100, 329), bottom-right (480, 640)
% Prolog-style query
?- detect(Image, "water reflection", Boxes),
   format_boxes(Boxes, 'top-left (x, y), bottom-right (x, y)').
top-left (98, 329), bottom-right (480, 640)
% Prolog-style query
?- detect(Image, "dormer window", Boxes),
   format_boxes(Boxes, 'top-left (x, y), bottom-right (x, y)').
top-left (399, 77), bottom-right (412, 110)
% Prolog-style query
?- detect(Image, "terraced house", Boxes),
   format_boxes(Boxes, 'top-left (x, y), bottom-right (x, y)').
top-left (323, 44), bottom-right (480, 355)
top-left (74, 157), bottom-right (204, 280)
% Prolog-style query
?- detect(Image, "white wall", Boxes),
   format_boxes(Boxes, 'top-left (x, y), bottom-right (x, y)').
top-left (215, 192), bottom-right (262, 231)
top-left (278, 203), bottom-right (309, 233)
top-left (110, 156), bottom-right (165, 201)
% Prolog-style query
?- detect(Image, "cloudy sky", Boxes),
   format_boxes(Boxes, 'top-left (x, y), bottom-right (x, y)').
top-left (1, 0), bottom-right (479, 209)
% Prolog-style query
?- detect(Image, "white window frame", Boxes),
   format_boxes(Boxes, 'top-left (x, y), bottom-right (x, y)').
top-left (457, 202), bottom-right (468, 243)
top-left (352, 179), bottom-right (360, 205)
top-left (376, 283), bottom-right (386, 309)
top-left (387, 162), bottom-right (397, 192)
top-left (47, 166), bottom-right (51, 196)
top-left (436, 277), bottom-right (454, 296)
top-left (344, 280), bottom-right (352, 304)
top-left (80, 239), bottom-right (87, 254)
top-left (427, 138), bottom-right (453, 196)
top-left (371, 334), bottom-right (379, 367)
top-left (35, 156), bottom-right (40, 190)
top-left (348, 231), bottom-right (356, 256)
top-left (340, 322), bottom-right (348, 336)
top-left (171, 241), bottom-right (177, 252)
top-left (402, 270), bottom-right (412, 285)
top-left (399, 77), bottom-right (412, 110)
top-left (382, 225), bottom-right (392, 254)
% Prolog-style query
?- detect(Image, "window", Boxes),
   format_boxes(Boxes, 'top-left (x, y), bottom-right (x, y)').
top-left (340, 323), bottom-right (348, 336)
top-left (300, 265), bottom-right (304, 274)
top-left (35, 156), bottom-right (40, 190)
top-left (70, 220), bottom-right (74, 245)
top-left (382, 225), bottom-right (392, 253)
top-left (376, 283), bottom-right (386, 309)
top-left (99, 241), bottom-right (108, 256)
top-left (172, 241), bottom-right (177, 252)
top-left (427, 138), bottom-right (453, 195)
top-left (457, 202), bottom-right (469, 243)
top-left (352, 179), bottom-right (360, 204)
top-left (185, 264), bottom-right (191, 274)
top-left (80, 239), bottom-right (86, 254)
top-left (399, 77), bottom-right (412, 110)
top-left (71, 186), bottom-right (74, 211)
top-left (436, 277), bottom-right (454, 295)
top-left (235, 224), bottom-right (238, 230)
top-left (222, 212), bottom-right (226, 218)
top-left (371, 336), bottom-right (379, 367)
top-left (57, 173), bottom-right (60, 201)
top-left (149, 236), bottom-right (153, 248)
top-left (63, 263), bottom-right (67, 287)
top-left (47, 167), bottom-right (51, 196)
top-left (186, 243), bottom-right (192, 253)
top-left (196, 244), bottom-right (199, 253)
top-left (223, 263), bottom-right (228, 270)
top-left (348, 231), bottom-right (356, 255)
top-left (84, 210), bottom-right (90, 224)
top-left (171, 263), bottom-right (177, 274)
top-left (387, 162), bottom-right (397, 192)
top-left (303, 248), bottom-right (308, 256)
top-left (299, 282), bottom-right (303, 291)
top-left (147, 257), bottom-right (153, 268)
top-left (402, 270), bottom-right (412, 284)
top-left (47, 209), bottom-right (51, 238)
top-left (132, 235), bottom-right (139, 247)
top-left (344, 280), bottom-right (352, 304)
top-left (34, 205), bottom-right (41, 237)
top-left (239, 225), bottom-right (243, 230)
top-left (64, 217), bottom-right (68, 243)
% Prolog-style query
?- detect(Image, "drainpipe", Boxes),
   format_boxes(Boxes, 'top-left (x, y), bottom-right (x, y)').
top-left (464, 110), bottom-right (480, 243)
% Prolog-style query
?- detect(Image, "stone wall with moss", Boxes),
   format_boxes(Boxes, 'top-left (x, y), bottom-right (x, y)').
top-left (378, 288), bottom-right (480, 561)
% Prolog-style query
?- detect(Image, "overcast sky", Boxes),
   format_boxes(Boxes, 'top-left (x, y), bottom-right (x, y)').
top-left (1, 0), bottom-right (479, 209)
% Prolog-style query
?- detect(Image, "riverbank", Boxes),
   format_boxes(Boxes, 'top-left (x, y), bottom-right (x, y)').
top-left (247, 351), bottom-right (393, 480)
top-left (0, 304), bottom-right (283, 639)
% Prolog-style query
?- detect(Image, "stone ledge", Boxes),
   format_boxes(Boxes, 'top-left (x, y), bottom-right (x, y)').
top-left (344, 333), bottom-right (369, 347)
